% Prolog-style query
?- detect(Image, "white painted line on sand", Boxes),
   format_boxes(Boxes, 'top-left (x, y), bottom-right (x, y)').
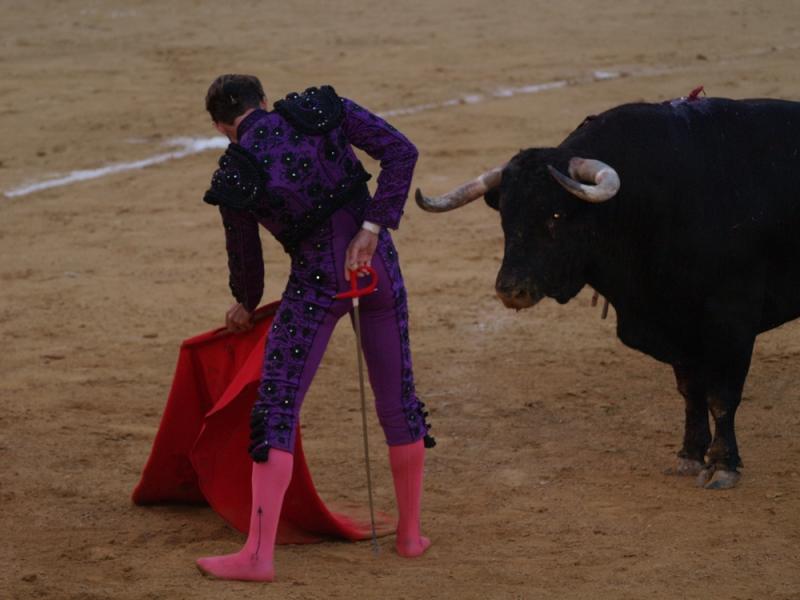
top-left (0, 77), bottom-right (594, 198)
top-left (4, 137), bottom-right (229, 199)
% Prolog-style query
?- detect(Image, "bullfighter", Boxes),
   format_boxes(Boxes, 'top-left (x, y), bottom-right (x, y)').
top-left (195, 74), bottom-right (434, 581)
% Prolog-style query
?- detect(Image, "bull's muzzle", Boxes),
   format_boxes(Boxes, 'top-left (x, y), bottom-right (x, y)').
top-left (495, 278), bottom-right (543, 310)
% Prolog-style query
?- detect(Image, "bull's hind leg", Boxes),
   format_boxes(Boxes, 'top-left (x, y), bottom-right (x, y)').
top-left (669, 365), bottom-right (710, 476)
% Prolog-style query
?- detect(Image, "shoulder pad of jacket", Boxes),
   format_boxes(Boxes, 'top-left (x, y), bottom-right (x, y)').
top-left (203, 143), bottom-right (264, 210)
top-left (273, 85), bottom-right (344, 135)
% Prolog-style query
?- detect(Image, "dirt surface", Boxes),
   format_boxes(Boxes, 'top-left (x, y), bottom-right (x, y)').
top-left (2, 1), bottom-right (800, 598)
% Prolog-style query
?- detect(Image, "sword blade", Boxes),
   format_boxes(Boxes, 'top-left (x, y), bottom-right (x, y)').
top-left (352, 299), bottom-right (380, 555)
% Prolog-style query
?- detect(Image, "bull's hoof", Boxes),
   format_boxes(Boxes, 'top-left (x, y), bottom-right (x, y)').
top-left (696, 467), bottom-right (713, 487)
top-left (680, 458), bottom-right (705, 476)
top-left (695, 465), bottom-right (740, 489)
top-left (664, 458), bottom-right (704, 476)
top-left (704, 469), bottom-right (741, 490)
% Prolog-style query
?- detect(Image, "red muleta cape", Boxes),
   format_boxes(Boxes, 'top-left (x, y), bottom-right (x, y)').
top-left (132, 302), bottom-right (392, 543)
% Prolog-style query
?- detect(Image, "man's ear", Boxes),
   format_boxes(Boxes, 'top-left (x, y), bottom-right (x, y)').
top-left (213, 121), bottom-right (227, 136)
top-left (484, 188), bottom-right (501, 211)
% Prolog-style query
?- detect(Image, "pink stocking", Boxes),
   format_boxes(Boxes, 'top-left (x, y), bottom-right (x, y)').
top-left (388, 439), bottom-right (431, 557)
top-left (196, 449), bottom-right (293, 581)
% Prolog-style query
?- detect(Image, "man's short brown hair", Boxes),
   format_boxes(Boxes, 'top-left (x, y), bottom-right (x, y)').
top-left (205, 74), bottom-right (266, 125)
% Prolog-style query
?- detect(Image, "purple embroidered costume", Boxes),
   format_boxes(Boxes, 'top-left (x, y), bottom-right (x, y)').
top-left (203, 86), bottom-right (434, 462)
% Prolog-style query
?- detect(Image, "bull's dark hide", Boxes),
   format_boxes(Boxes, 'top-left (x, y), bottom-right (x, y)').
top-left (489, 96), bottom-right (800, 487)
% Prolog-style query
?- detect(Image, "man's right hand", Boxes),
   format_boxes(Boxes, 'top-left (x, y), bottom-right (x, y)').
top-left (226, 302), bottom-right (254, 333)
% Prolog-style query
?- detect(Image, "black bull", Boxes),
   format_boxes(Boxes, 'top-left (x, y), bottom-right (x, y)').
top-left (417, 97), bottom-right (800, 489)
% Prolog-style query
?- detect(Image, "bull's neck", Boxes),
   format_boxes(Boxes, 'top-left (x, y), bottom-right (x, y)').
top-left (584, 198), bottom-right (659, 311)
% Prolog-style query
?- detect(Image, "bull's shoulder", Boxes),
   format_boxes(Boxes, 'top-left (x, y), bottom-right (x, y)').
top-left (565, 99), bottom-right (703, 137)
top-left (561, 101), bottom-right (679, 149)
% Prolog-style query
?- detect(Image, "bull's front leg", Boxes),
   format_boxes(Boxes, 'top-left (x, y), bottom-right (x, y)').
top-left (670, 365), bottom-right (710, 476)
top-left (695, 294), bottom-right (756, 490)
top-left (696, 382), bottom-right (746, 489)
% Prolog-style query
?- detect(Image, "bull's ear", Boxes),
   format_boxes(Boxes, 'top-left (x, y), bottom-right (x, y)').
top-left (484, 188), bottom-right (500, 211)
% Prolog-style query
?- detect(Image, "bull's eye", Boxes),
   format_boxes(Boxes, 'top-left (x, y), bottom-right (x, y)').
top-left (547, 217), bottom-right (559, 238)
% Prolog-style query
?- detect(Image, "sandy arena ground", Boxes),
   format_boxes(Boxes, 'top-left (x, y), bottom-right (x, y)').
top-left (2, 1), bottom-right (800, 598)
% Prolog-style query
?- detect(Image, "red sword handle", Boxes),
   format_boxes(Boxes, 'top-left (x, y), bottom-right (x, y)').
top-left (334, 265), bottom-right (378, 300)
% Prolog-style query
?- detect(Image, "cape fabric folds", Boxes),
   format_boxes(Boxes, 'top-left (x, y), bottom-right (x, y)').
top-left (132, 302), bottom-right (392, 544)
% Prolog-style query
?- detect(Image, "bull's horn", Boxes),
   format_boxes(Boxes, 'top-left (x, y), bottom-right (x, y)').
top-left (415, 166), bottom-right (504, 212)
top-left (547, 157), bottom-right (620, 203)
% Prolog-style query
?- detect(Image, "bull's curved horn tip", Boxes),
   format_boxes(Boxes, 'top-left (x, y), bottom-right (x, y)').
top-left (415, 188), bottom-right (436, 211)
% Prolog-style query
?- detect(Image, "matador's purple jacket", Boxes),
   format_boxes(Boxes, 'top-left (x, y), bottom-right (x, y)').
top-left (204, 86), bottom-right (434, 462)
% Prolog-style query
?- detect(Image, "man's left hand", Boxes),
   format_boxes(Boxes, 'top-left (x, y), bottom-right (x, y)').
top-left (226, 302), bottom-right (254, 333)
top-left (344, 229), bottom-right (378, 278)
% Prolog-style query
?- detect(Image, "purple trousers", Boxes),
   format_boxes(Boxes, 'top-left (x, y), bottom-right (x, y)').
top-left (248, 209), bottom-right (431, 462)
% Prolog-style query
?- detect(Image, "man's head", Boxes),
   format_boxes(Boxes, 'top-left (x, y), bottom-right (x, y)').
top-left (205, 74), bottom-right (266, 127)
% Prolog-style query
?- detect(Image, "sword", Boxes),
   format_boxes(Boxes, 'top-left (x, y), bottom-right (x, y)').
top-left (334, 265), bottom-right (380, 555)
